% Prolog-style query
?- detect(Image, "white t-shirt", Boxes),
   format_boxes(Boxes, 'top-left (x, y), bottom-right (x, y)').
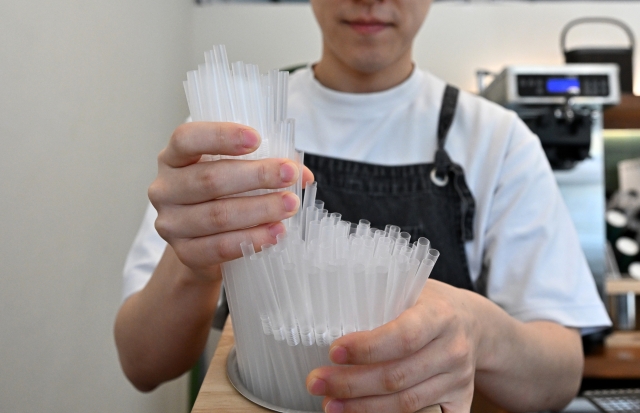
top-left (123, 66), bottom-right (611, 331)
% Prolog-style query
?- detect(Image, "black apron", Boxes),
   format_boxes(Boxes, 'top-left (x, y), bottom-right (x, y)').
top-left (304, 85), bottom-right (477, 292)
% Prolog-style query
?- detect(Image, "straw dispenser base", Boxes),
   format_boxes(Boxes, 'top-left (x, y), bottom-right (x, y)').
top-left (226, 345), bottom-right (326, 412)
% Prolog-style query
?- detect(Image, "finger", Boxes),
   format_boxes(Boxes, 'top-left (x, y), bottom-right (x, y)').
top-left (152, 158), bottom-right (300, 205)
top-left (170, 221), bottom-right (286, 270)
top-left (160, 122), bottom-right (261, 168)
top-left (328, 298), bottom-right (452, 365)
top-left (308, 334), bottom-right (458, 399)
top-left (321, 372), bottom-right (473, 413)
top-left (155, 192), bottom-right (300, 239)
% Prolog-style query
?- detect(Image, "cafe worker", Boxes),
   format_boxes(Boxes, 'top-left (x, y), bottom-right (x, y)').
top-left (115, 1), bottom-right (611, 412)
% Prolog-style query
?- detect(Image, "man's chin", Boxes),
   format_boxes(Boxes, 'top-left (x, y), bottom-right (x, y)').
top-left (341, 51), bottom-right (395, 74)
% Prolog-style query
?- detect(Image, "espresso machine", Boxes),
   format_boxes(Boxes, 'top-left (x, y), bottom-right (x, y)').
top-left (480, 64), bottom-right (620, 309)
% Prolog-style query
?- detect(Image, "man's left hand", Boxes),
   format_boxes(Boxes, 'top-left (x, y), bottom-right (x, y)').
top-left (306, 279), bottom-right (480, 413)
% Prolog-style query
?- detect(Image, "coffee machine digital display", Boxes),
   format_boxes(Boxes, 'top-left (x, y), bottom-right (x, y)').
top-left (545, 77), bottom-right (581, 94)
top-left (480, 64), bottom-right (620, 307)
top-left (515, 74), bottom-right (612, 97)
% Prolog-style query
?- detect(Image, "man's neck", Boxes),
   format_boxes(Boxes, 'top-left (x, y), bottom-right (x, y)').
top-left (313, 50), bottom-right (414, 94)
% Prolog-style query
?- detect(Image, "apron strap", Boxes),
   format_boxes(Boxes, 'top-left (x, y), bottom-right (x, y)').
top-left (434, 85), bottom-right (459, 180)
top-left (437, 85), bottom-right (459, 147)
top-left (433, 85), bottom-right (475, 242)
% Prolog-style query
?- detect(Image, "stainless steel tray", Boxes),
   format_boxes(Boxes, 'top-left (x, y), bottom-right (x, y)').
top-left (226, 346), bottom-right (320, 413)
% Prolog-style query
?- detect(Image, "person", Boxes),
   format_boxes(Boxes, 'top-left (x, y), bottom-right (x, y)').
top-left (114, 0), bottom-right (611, 412)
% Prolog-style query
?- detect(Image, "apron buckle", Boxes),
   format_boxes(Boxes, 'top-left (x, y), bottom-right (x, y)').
top-left (430, 167), bottom-right (449, 187)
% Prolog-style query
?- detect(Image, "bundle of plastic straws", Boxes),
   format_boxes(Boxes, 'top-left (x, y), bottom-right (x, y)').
top-left (184, 46), bottom-right (439, 412)
top-left (232, 182), bottom-right (440, 347)
top-left (183, 44), bottom-right (303, 219)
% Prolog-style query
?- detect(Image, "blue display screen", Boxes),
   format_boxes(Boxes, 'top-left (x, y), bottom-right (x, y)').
top-left (546, 78), bottom-right (580, 94)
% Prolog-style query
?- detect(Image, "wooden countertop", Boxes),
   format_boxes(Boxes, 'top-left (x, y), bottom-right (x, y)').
top-left (584, 331), bottom-right (640, 379)
top-left (604, 94), bottom-right (640, 129)
top-left (192, 321), bottom-right (442, 413)
top-left (607, 277), bottom-right (640, 295)
top-left (584, 277), bottom-right (640, 379)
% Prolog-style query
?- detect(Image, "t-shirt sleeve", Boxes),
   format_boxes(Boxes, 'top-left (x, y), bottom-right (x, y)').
top-left (482, 118), bottom-right (611, 331)
top-left (122, 202), bottom-right (166, 302)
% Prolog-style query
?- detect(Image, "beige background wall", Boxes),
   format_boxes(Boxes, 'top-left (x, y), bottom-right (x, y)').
top-left (2, 1), bottom-right (640, 413)
top-left (0, 0), bottom-right (191, 412)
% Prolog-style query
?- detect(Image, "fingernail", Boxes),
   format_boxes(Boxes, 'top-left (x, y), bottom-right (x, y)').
top-left (325, 399), bottom-right (344, 413)
top-left (307, 378), bottom-right (327, 395)
top-left (282, 193), bottom-right (299, 212)
top-left (280, 162), bottom-right (297, 183)
top-left (329, 346), bottom-right (348, 364)
top-left (241, 129), bottom-right (259, 148)
top-left (268, 222), bottom-right (285, 238)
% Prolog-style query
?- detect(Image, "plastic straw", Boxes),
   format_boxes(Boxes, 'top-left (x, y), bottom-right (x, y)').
top-left (188, 45), bottom-right (442, 412)
top-left (404, 249), bottom-right (440, 309)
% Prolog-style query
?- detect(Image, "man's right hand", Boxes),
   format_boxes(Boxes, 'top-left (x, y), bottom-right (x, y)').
top-left (115, 121), bottom-right (313, 391)
top-left (148, 121), bottom-right (314, 278)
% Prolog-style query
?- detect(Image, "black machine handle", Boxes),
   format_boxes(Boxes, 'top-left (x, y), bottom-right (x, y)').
top-left (561, 17), bottom-right (635, 54)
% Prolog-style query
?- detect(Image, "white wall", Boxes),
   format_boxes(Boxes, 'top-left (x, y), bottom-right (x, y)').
top-left (0, 1), bottom-right (191, 412)
top-left (192, 2), bottom-right (640, 94)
